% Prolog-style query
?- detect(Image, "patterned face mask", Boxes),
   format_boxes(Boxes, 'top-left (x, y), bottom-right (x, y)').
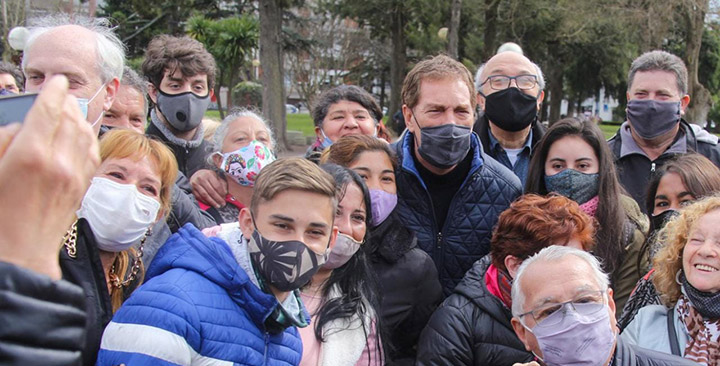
top-left (217, 140), bottom-right (275, 187)
top-left (247, 229), bottom-right (328, 292)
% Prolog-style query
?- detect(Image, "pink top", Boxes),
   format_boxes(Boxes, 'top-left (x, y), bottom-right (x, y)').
top-left (299, 290), bottom-right (382, 366)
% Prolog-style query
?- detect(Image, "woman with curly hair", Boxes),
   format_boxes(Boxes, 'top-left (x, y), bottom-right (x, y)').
top-left (622, 195), bottom-right (720, 365)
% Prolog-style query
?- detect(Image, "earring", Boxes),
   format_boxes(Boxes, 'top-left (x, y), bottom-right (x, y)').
top-left (675, 269), bottom-right (683, 285)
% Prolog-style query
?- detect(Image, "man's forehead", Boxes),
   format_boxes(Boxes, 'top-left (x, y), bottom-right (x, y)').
top-left (417, 76), bottom-right (473, 106)
top-left (520, 256), bottom-right (600, 306)
top-left (483, 52), bottom-right (537, 78)
top-left (163, 69), bottom-right (208, 83)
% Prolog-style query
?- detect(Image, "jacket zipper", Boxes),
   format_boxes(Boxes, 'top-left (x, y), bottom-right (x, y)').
top-left (263, 332), bottom-right (269, 365)
top-left (651, 162), bottom-right (656, 172)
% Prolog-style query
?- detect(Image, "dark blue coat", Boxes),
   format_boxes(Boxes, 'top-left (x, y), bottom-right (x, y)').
top-left (394, 132), bottom-right (522, 295)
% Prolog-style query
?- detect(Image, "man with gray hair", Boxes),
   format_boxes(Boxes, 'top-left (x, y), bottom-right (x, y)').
top-left (0, 61), bottom-right (23, 94)
top-left (608, 50), bottom-right (720, 212)
top-left (21, 14), bottom-right (125, 136)
top-left (509, 246), bottom-right (694, 366)
top-left (102, 67), bottom-right (147, 133)
top-left (474, 50), bottom-right (546, 186)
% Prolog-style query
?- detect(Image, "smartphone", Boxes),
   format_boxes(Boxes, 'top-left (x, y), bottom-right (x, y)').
top-left (0, 93), bottom-right (38, 126)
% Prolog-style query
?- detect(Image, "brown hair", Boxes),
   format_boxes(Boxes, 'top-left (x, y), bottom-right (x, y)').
top-left (142, 35), bottom-right (217, 89)
top-left (653, 195), bottom-right (720, 306)
top-left (251, 157), bottom-right (338, 215)
top-left (401, 54), bottom-right (476, 111)
top-left (490, 194), bottom-right (595, 273)
top-left (319, 135), bottom-right (397, 171)
top-left (645, 153), bottom-right (720, 214)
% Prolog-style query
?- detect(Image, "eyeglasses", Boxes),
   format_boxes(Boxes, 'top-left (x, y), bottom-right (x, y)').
top-left (481, 74), bottom-right (538, 91)
top-left (518, 290), bottom-right (607, 329)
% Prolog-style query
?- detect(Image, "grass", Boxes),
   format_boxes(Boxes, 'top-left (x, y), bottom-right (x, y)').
top-left (205, 110), bottom-right (316, 137)
top-left (206, 109), bottom-right (629, 140)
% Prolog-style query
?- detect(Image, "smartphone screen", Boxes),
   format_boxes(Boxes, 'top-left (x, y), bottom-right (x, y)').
top-left (0, 93), bottom-right (38, 126)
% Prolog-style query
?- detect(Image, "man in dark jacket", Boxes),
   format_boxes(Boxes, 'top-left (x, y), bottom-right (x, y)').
top-left (608, 50), bottom-right (720, 213)
top-left (473, 50), bottom-right (546, 187)
top-left (416, 194), bottom-right (595, 366)
top-left (395, 55), bottom-right (522, 296)
top-left (142, 35), bottom-right (216, 179)
top-left (510, 246), bottom-right (695, 366)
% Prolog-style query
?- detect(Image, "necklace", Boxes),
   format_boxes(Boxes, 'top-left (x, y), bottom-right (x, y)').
top-left (63, 221), bottom-right (78, 258)
top-left (108, 230), bottom-right (149, 288)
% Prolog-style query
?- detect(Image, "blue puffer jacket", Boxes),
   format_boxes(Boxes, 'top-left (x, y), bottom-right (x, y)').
top-left (96, 224), bottom-right (305, 366)
top-left (394, 132), bottom-right (522, 295)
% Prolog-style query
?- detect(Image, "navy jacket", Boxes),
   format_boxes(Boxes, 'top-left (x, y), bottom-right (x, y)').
top-left (394, 133), bottom-right (521, 295)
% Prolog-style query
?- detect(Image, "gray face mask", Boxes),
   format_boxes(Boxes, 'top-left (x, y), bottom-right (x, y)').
top-left (544, 169), bottom-right (599, 205)
top-left (155, 88), bottom-right (211, 132)
top-left (412, 112), bottom-right (472, 169)
top-left (626, 99), bottom-right (681, 140)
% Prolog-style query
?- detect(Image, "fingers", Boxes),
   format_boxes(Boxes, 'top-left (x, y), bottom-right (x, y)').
top-left (0, 123), bottom-right (22, 158)
top-left (191, 169), bottom-right (227, 207)
top-left (23, 75), bottom-right (71, 140)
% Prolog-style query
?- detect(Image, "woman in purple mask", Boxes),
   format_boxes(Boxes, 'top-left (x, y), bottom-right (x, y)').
top-left (321, 134), bottom-right (443, 365)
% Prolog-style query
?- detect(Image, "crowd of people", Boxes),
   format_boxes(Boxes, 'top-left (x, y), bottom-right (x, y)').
top-left (2, 13), bottom-right (720, 366)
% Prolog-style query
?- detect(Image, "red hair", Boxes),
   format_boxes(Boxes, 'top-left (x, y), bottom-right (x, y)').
top-left (490, 194), bottom-right (595, 272)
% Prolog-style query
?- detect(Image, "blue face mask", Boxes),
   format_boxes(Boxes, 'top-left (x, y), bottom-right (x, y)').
top-left (544, 169), bottom-right (600, 205)
top-left (319, 129), bottom-right (333, 149)
top-left (76, 84), bottom-right (105, 127)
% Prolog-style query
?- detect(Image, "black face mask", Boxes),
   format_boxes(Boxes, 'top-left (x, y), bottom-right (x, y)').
top-left (650, 209), bottom-right (680, 234)
top-left (482, 87), bottom-right (538, 132)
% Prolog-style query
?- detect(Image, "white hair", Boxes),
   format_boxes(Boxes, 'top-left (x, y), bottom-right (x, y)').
top-left (510, 245), bottom-right (610, 317)
top-left (497, 42), bottom-right (524, 55)
top-left (22, 14), bottom-right (125, 84)
top-left (474, 59), bottom-right (545, 93)
top-left (213, 108), bottom-right (276, 150)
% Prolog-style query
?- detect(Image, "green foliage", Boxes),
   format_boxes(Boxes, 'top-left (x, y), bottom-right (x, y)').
top-left (232, 81), bottom-right (263, 108)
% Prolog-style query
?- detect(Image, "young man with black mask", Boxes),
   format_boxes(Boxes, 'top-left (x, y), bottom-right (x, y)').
top-left (473, 51), bottom-right (546, 187)
top-left (142, 35), bottom-right (216, 179)
top-left (395, 55), bottom-right (522, 296)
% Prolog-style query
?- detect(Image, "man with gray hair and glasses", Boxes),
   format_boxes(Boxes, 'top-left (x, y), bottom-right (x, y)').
top-left (608, 50), bottom-right (720, 212)
top-left (509, 246), bottom-right (694, 366)
top-left (473, 49), bottom-right (546, 187)
top-left (21, 14), bottom-right (124, 136)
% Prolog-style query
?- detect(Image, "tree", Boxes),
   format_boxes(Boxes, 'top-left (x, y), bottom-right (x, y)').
top-left (187, 14), bottom-right (259, 119)
top-left (259, 0), bottom-right (289, 151)
top-left (447, 0), bottom-right (462, 59)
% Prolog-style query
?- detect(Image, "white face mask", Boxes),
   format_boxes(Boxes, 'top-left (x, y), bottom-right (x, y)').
top-left (77, 83), bottom-right (106, 127)
top-left (77, 177), bottom-right (160, 252)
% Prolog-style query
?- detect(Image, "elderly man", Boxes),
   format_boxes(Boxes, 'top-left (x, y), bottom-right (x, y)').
top-left (0, 61), bottom-right (23, 94)
top-left (102, 67), bottom-right (147, 133)
top-left (510, 246), bottom-right (694, 366)
top-left (394, 54), bottom-right (522, 295)
top-left (474, 51), bottom-right (546, 187)
top-left (22, 16), bottom-right (123, 136)
top-left (608, 50), bottom-right (720, 212)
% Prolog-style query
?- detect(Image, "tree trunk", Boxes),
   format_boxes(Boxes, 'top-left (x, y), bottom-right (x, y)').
top-left (259, 0), bottom-right (289, 151)
top-left (566, 95), bottom-right (576, 118)
top-left (683, 0), bottom-right (711, 126)
top-left (482, 0), bottom-right (499, 60)
top-left (379, 70), bottom-right (386, 111)
top-left (447, 0), bottom-right (462, 60)
top-left (388, 5), bottom-right (406, 132)
top-left (547, 64), bottom-right (564, 125)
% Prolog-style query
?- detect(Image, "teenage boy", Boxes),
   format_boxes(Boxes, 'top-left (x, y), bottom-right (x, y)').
top-left (142, 35), bottom-right (216, 178)
top-left (97, 157), bottom-right (338, 365)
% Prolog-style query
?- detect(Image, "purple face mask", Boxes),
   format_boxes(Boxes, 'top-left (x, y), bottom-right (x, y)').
top-left (626, 99), bottom-right (681, 140)
top-left (369, 189), bottom-right (397, 227)
top-left (524, 302), bottom-right (615, 366)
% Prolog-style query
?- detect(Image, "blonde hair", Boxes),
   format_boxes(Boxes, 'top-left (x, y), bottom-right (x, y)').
top-left (401, 54), bottom-right (476, 111)
top-left (653, 194), bottom-right (720, 306)
top-left (99, 129), bottom-right (179, 313)
top-left (251, 157), bottom-right (337, 215)
top-left (99, 129), bottom-right (178, 216)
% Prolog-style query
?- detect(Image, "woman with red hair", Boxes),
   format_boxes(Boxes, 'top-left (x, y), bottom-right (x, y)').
top-left (416, 194), bottom-right (595, 366)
